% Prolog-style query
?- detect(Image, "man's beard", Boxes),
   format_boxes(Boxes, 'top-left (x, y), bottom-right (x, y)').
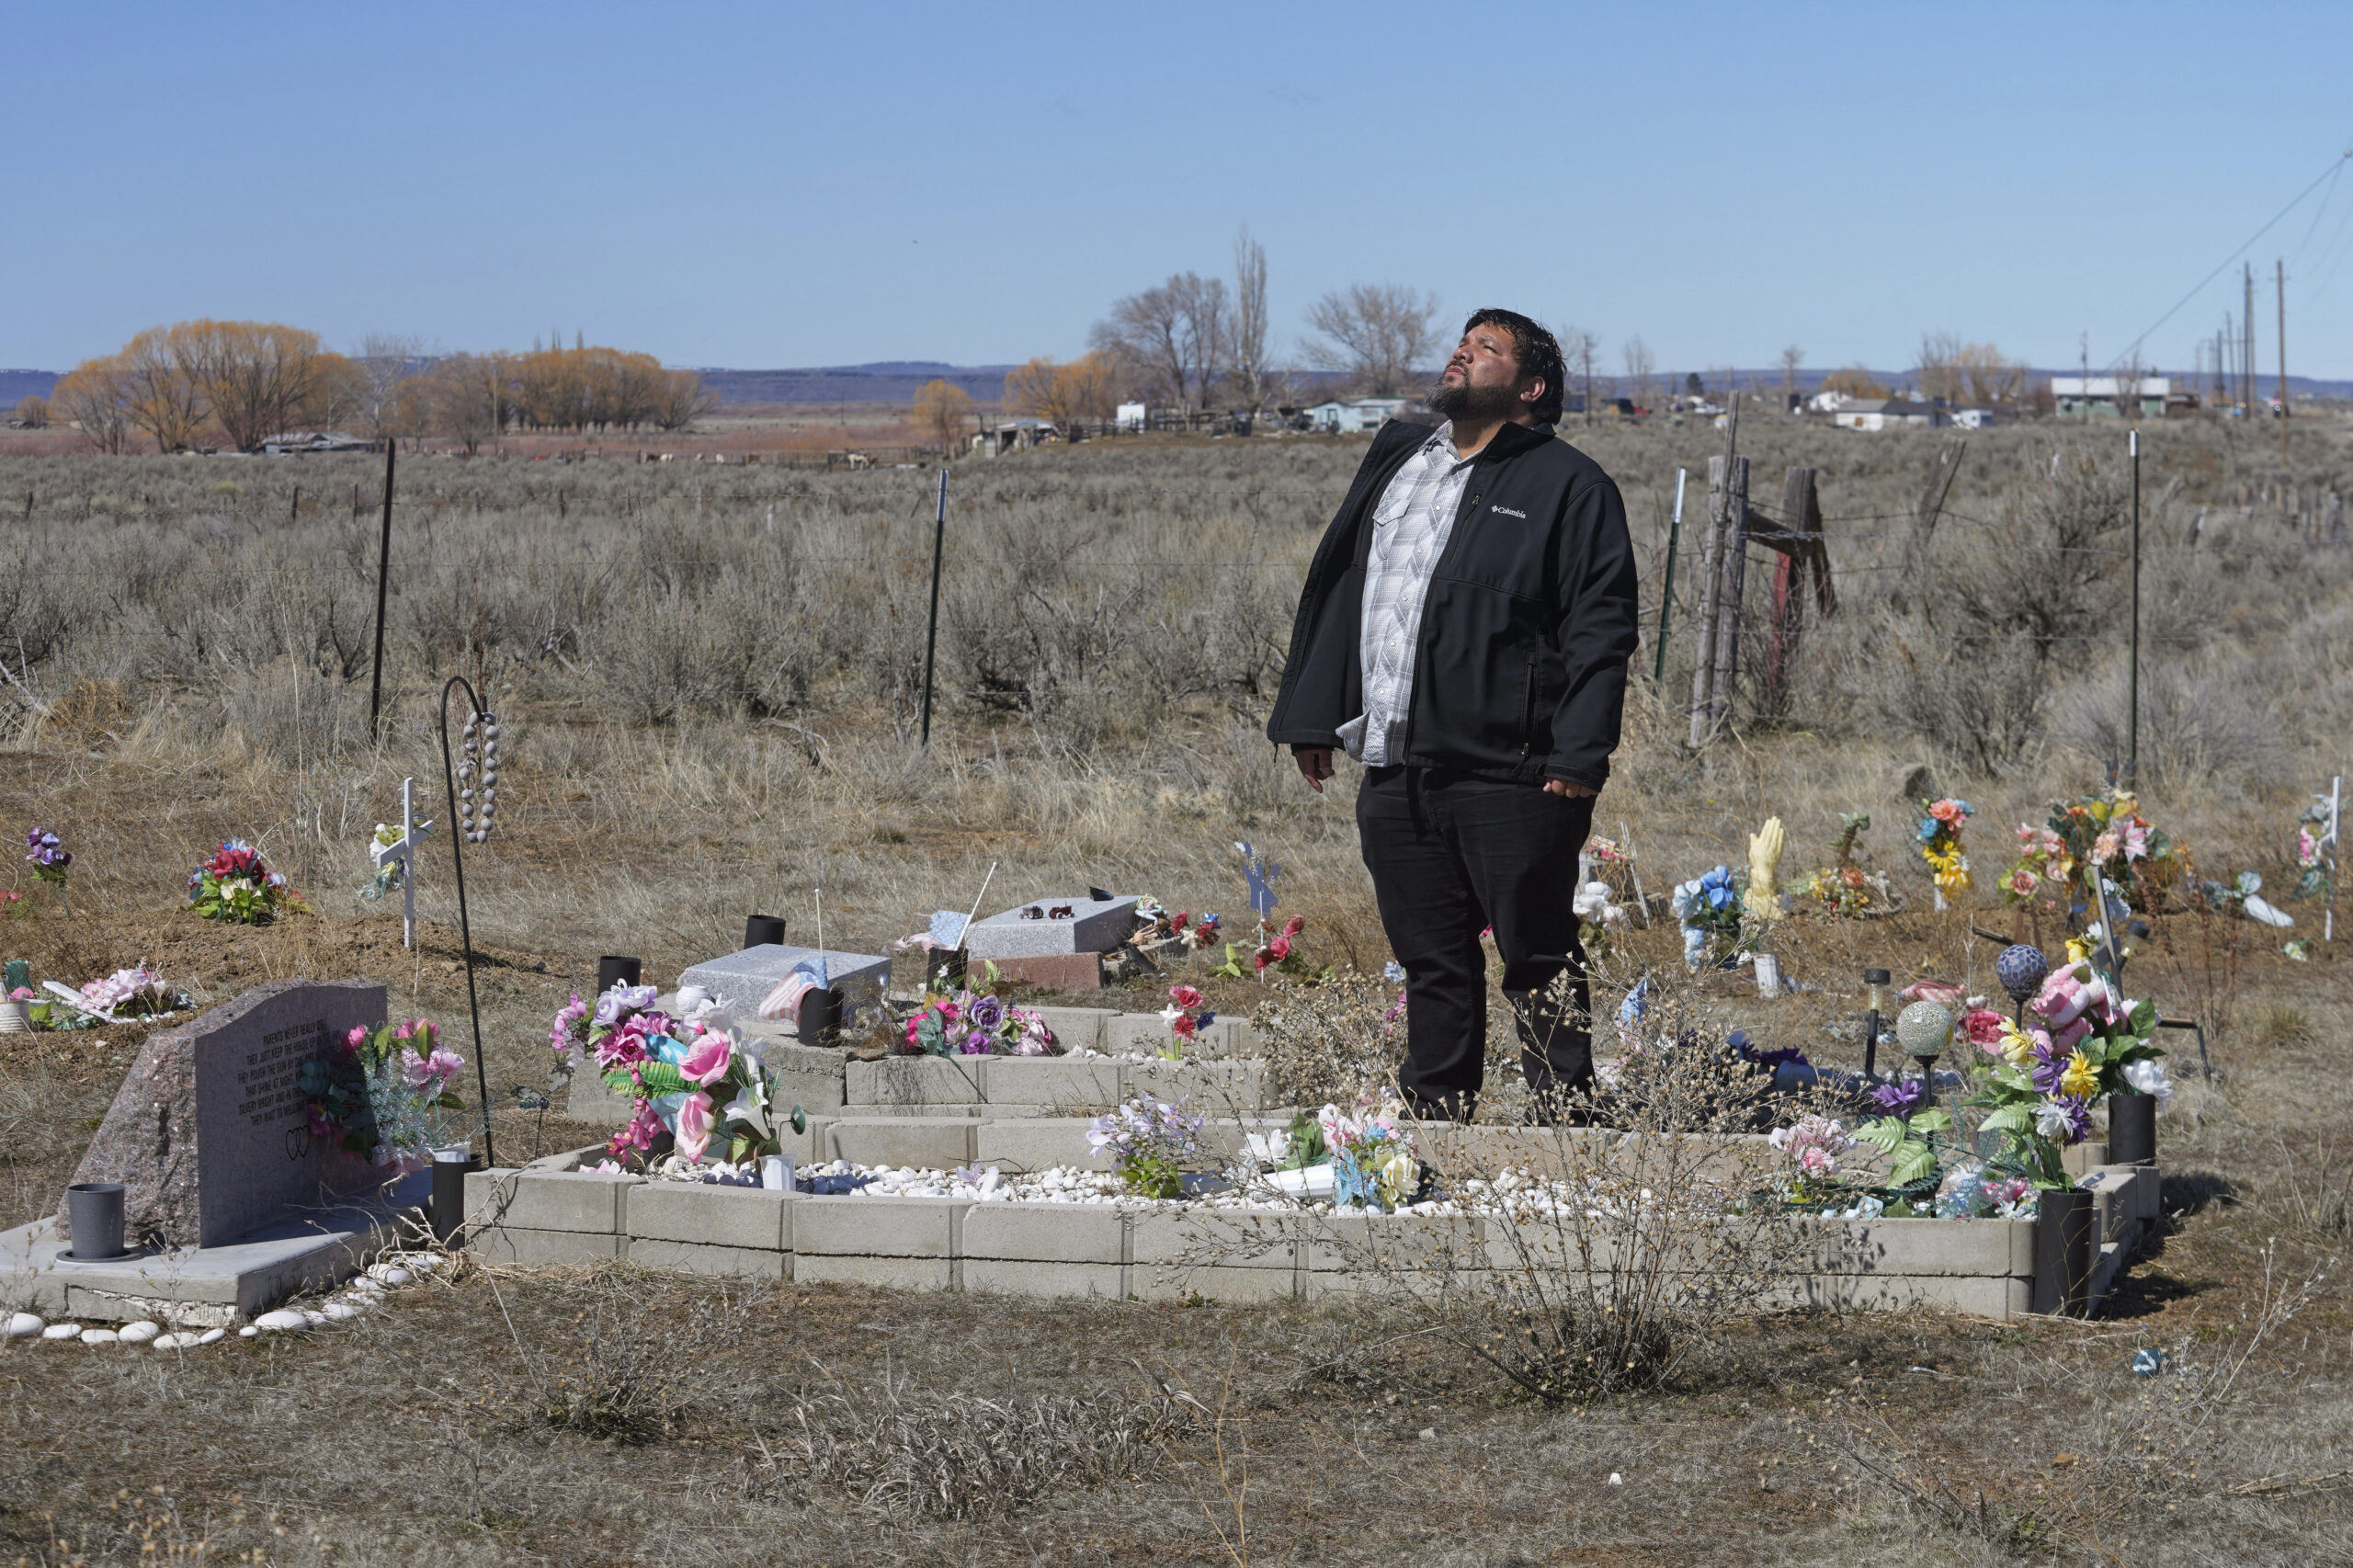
top-left (1427, 374), bottom-right (1522, 422)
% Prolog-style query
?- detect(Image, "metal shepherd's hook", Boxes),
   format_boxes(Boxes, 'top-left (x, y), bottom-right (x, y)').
top-left (437, 676), bottom-right (499, 1166)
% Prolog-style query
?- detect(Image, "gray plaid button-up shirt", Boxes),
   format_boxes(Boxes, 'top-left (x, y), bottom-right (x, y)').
top-left (1336, 421), bottom-right (1474, 766)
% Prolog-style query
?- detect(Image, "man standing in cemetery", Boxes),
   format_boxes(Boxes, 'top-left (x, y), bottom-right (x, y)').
top-left (1267, 310), bottom-right (1639, 1121)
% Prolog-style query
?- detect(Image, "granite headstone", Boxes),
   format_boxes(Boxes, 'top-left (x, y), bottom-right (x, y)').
top-left (56, 978), bottom-right (388, 1249)
top-left (963, 896), bottom-right (1138, 960)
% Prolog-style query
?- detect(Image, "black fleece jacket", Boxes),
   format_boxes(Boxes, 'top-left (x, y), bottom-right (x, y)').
top-left (1264, 419), bottom-right (1640, 790)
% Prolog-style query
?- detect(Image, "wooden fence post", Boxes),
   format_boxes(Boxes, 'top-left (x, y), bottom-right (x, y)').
top-left (1687, 456), bottom-right (1727, 747)
top-left (1704, 456), bottom-right (1750, 741)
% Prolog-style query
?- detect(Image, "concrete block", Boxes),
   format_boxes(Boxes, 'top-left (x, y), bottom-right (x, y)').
top-left (983, 1056), bottom-right (1122, 1108)
top-left (626, 1183), bottom-right (792, 1251)
top-left (470, 1226), bottom-right (626, 1267)
top-left (1304, 1211), bottom-right (1484, 1273)
top-left (464, 1168), bottom-right (638, 1234)
top-left (974, 1119), bottom-right (1108, 1172)
top-left (1824, 1218), bottom-right (2024, 1278)
top-left (756, 1039), bottom-right (849, 1115)
top-left (1105, 1013), bottom-right (1175, 1056)
top-left (825, 1118), bottom-right (979, 1169)
top-left (1133, 1263), bottom-right (1298, 1304)
top-left (847, 1056), bottom-right (986, 1108)
top-left (986, 954), bottom-right (1105, 992)
top-left (794, 1195), bottom-right (969, 1258)
top-left (793, 1255), bottom-right (955, 1291)
top-left (1129, 1209), bottom-right (1296, 1270)
top-left (2062, 1141), bottom-right (2109, 1177)
top-left (628, 1238), bottom-right (789, 1280)
top-left (965, 1258), bottom-right (1126, 1299)
top-left (1124, 1060), bottom-right (1267, 1113)
top-left (965, 895), bottom-right (1137, 959)
top-left (962, 1201), bottom-right (1124, 1264)
top-left (1030, 1007), bottom-right (1115, 1051)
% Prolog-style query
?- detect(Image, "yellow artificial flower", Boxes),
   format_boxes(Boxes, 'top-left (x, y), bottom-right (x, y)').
top-left (2059, 1051), bottom-right (2099, 1100)
top-left (2064, 936), bottom-right (2095, 965)
top-left (1997, 1019), bottom-right (2039, 1065)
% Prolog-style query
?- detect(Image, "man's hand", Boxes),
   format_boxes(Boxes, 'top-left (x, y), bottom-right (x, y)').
top-left (1543, 778), bottom-right (1597, 799)
top-left (1295, 747), bottom-right (1336, 793)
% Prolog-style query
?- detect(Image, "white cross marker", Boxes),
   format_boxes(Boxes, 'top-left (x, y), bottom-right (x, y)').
top-left (373, 777), bottom-right (420, 949)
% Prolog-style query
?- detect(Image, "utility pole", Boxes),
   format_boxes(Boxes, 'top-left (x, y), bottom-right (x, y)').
top-left (2245, 264), bottom-right (2256, 421)
top-left (2278, 256), bottom-right (2290, 461)
top-left (2128, 428), bottom-right (2141, 785)
top-left (919, 468), bottom-right (949, 746)
top-left (2079, 334), bottom-right (2088, 419)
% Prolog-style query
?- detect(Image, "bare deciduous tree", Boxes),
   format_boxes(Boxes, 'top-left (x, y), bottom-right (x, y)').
top-left (1620, 335), bottom-right (1655, 411)
top-left (426, 353), bottom-right (500, 456)
top-left (654, 369), bottom-right (716, 431)
top-left (913, 379), bottom-right (975, 447)
top-left (1091, 272), bottom-right (1227, 409)
top-left (1228, 225), bottom-right (1269, 412)
top-left (1303, 283), bottom-right (1440, 396)
top-left (48, 358), bottom-right (131, 453)
top-left (354, 333), bottom-right (428, 444)
top-left (1779, 344), bottom-right (1804, 405)
top-left (1559, 327), bottom-right (1600, 424)
top-left (12, 394), bottom-right (48, 428)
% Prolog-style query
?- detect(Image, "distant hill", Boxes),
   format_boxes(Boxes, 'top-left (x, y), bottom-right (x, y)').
top-left (0, 369), bottom-right (58, 403)
top-left (697, 362), bottom-right (1017, 405)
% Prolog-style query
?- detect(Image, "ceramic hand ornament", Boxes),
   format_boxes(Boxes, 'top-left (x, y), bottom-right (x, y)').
top-left (1745, 816), bottom-right (1787, 924)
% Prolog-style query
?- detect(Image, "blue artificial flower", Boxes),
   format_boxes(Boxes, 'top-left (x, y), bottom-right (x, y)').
top-left (1915, 818), bottom-right (1940, 844)
top-left (1383, 960), bottom-right (1406, 983)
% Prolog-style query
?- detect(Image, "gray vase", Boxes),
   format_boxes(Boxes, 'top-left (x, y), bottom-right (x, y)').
top-left (65, 1182), bottom-right (127, 1260)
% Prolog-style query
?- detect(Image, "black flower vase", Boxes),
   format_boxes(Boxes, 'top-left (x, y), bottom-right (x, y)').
top-left (2031, 1187), bottom-right (2095, 1316)
top-left (2108, 1092), bottom-right (2157, 1165)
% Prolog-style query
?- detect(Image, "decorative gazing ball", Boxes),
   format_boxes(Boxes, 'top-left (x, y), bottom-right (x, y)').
top-left (1995, 943), bottom-right (2049, 1004)
top-left (1894, 1000), bottom-right (1954, 1062)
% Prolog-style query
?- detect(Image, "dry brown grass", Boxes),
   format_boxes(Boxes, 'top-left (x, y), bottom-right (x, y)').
top-left (2, 423), bottom-right (2350, 1562)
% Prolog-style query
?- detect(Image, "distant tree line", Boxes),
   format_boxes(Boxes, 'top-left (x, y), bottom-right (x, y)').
top-left (49, 323), bottom-right (712, 454)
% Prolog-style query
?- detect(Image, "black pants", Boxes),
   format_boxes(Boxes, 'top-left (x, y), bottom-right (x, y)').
top-left (1357, 765), bottom-right (1595, 1120)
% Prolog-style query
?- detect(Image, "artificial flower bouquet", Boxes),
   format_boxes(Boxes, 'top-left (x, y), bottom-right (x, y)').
top-left (2003, 790), bottom-right (2187, 916)
top-left (1156, 983), bottom-right (1214, 1059)
top-left (1967, 960), bottom-right (2167, 1189)
top-left (1784, 813), bottom-right (1901, 919)
top-left (360, 817), bottom-right (431, 903)
top-left (1317, 1097), bottom-right (1424, 1210)
top-left (1086, 1098), bottom-right (1204, 1199)
top-left (299, 1017), bottom-right (464, 1168)
top-left (901, 981), bottom-right (1057, 1057)
top-left (1915, 798), bottom-right (1973, 904)
top-left (188, 839), bottom-right (301, 925)
top-left (40, 964), bottom-right (186, 1025)
top-left (25, 827), bottom-right (70, 909)
top-left (1669, 865), bottom-right (1744, 967)
top-left (1134, 898), bottom-right (1223, 953)
top-left (1212, 914), bottom-right (1317, 981)
top-left (555, 982), bottom-right (782, 1167)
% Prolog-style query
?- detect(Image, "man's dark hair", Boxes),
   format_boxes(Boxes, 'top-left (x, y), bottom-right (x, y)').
top-left (1463, 308), bottom-right (1566, 424)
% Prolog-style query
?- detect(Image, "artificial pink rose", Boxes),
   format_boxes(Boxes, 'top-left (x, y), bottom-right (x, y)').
top-left (675, 1091), bottom-right (715, 1162)
top-left (1961, 1009), bottom-right (2006, 1049)
top-left (1283, 915), bottom-right (1306, 937)
top-left (2050, 1015), bottom-right (2092, 1054)
top-left (2092, 831), bottom-right (2120, 863)
top-left (1267, 934), bottom-right (1291, 961)
top-left (679, 1028), bottom-right (733, 1087)
top-left (2032, 967), bottom-right (2094, 1028)
top-left (1169, 984), bottom-right (1204, 1010)
top-left (404, 1046), bottom-right (463, 1093)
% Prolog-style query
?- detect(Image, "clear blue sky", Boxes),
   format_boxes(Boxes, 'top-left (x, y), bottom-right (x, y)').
top-left (8, 2), bottom-right (2353, 378)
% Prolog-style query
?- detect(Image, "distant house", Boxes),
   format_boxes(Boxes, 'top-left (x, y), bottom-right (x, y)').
top-left (2052, 376), bottom-right (2169, 420)
top-left (1831, 399), bottom-right (1945, 432)
top-left (1305, 397), bottom-right (1411, 433)
top-left (978, 418), bottom-right (1059, 457)
top-left (1115, 402), bottom-right (1147, 433)
top-left (1949, 408), bottom-right (1996, 430)
top-left (261, 431), bottom-right (370, 453)
top-left (1805, 390), bottom-right (1851, 415)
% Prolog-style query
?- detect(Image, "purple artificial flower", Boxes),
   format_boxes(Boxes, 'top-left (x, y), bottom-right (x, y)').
top-left (24, 828), bottom-right (69, 870)
top-left (966, 994), bottom-right (1005, 1031)
top-left (1869, 1078), bottom-right (1924, 1118)
top-left (956, 1028), bottom-right (994, 1056)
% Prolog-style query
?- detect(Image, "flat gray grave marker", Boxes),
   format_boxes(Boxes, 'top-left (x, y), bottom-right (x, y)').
top-left (964, 896), bottom-right (1138, 960)
top-left (677, 943), bottom-right (890, 1012)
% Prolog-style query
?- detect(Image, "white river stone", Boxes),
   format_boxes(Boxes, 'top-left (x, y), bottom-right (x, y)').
top-left (79, 1328), bottom-right (119, 1345)
top-left (6, 1312), bottom-right (42, 1338)
top-left (117, 1321), bottom-right (161, 1345)
top-left (254, 1310), bottom-right (308, 1332)
top-left (196, 1328), bottom-right (225, 1346)
top-left (41, 1322), bottom-right (82, 1341)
